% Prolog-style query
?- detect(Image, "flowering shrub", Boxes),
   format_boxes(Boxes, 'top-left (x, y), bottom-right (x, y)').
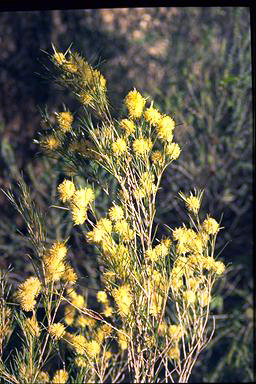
top-left (0, 47), bottom-right (225, 383)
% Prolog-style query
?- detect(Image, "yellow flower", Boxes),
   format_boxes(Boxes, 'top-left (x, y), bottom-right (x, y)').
top-left (183, 290), bottom-right (196, 305)
top-left (58, 179), bottom-right (75, 202)
top-left (53, 52), bottom-right (66, 65)
top-left (179, 191), bottom-right (201, 215)
top-left (43, 242), bottom-right (67, 283)
top-left (166, 142), bottom-right (181, 160)
top-left (144, 106), bottom-right (162, 125)
top-left (49, 323), bottom-right (65, 339)
top-left (63, 264), bottom-right (78, 284)
top-left (75, 356), bottom-right (87, 367)
top-left (24, 315), bottom-right (40, 337)
top-left (37, 371), bottom-right (49, 383)
top-left (70, 334), bottom-right (87, 354)
top-left (140, 172), bottom-right (157, 195)
top-left (112, 138), bottom-right (128, 156)
top-left (72, 187), bottom-right (95, 208)
top-left (97, 291), bottom-right (108, 304)
top-left (52, 369), bottom-right (68, 384)
top-left (63, 60), bottom-right (78, 73)
top-left (124, 89), bottom-right (146, 118)
top-left (71, 187), bottom-right (94, 225)
top-left (103, 305), bottom-right (113, 317)
top-left (203, 217), bottom-right (220, 235)
top-left (56, 111), bottom-right (73, 133)
top-left (42, 135), bottom-right (61, 150)
top-left (112, 285), bottom-right (133, 317)
top-left (133, 138), bottom-right (153, 156)
top-left (118, 332), bottom-right (129, 350)
top-left (108, 204), bottom-right (124, 222)
top-left (17, 276), bottom-right (41, 312)
top-left (145, 247), bottom-right (158, 262)
top-left (151, 150), bottom-right (164, 166)
top-left (119, 119), bottom-right (135, 135)
top-left (97, 218), bottom-right (113, 234)
top-left (80, 91), bottom-right (94, 105)
top-left (168, 345), bottom-right (180, 360)
top-left (149, 293), bottom-right (163, 316)
top-left (85, 340), bottom-right (101, 358)
top-left (199, 290), bottom-right (211, 307)
top-left (114, 220), bottom-right (134, 241)
top-left (156, 115), bottom-right (175, 142)
top-left (76, 315), bottom-right (96, 328)
top-left (64, 305), bottom-right (75, 326)
top-left (68, 290), bottom-right (85, 309)
top-left (168, 324), bottom-right (184, 341)
top-left (213, 260), bottom-right (225, 275)
top-left (172, 226), bottom-right (196, 244)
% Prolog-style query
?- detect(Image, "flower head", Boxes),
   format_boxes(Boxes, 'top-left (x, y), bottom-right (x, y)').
top-left (49, 322), bottom-right (66, 339)
top-left (97, 291), bottom-right (108, 304)
top-left (85, 340), bottom-right (101, 358)
top-left (144, 106), bottom-right (162, 125)
top-left (112, 285), bottom-right (133, 317)
top-left (58, 179), bottom-right (75, 202)
top-left (112, 138), bottom-right (128, 156)
top-left (24, 315), bottom-right (40, 337)
top-left (203, 217), bottom-right (220, 235)
top-left (133, 138), bottom-right (153, 156)
top-left (108, 204), bottom-right (124, 222)
top-left (52, 369), bottom-right (68, 384)
top-left (119, 119), bottom-right (135, 136)
top-left (156, 115), bottom-right (175, 142)
top-left (124, 89), bottom-right (146, 118)
top-left (56, 111), bottom-right (73, 133)
top-left (166, 142), bottom-right (181, 160)
top-left (17, 276), bottom-right (41, 312)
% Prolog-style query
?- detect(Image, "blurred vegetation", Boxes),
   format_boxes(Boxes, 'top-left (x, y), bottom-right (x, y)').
top-left (0, 7), bottom-right (253, 382)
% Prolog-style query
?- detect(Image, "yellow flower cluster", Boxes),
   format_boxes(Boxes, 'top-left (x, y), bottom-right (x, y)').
top-left (58, 179), bottom-right (75, 202)
top-left (166, 142), bottom-right (181, 160)
top-left (146, 238), bottom-right (171, 262)
top-left (49, 322), bottom-right (66, 339)
top-left (24, 315), bottom-right (40, 337)
top-left (42, 135), bottom-right (61, 150)
top-left (112, 284), bottom-right (133, 317)
top-left (144, 106), bottom-right (162, 125)
top-left (108, 204), bottom-right (124, 222)
top-left (43, 242), bottom-right (67, 283)
top-left (97, 290), bottom-right (108, 304)
top-left (37, 371), bottom-right (50, 383)
top-left (179, 191), bottom-right (201, 215)
top-left (17, 276), bottom-right (41, 312)
top-left (168, 324), bottom-right (184, 341)
top-left (58, 180), bottom-right (95, 225)
top-left (71, 187), bottom-right (95, 225)
top-left (133, 138), bottom-right (153, 157)
top-left (156, 115), bottom-right (175, 142)
top-left (87, 218), bottom-right (112, 244)
top-left (124, 89), bottom-right (146, 119)
top-left (85, 340), bottom-right (101, 358)
top-left (112, 137), bottom-right (128, 157)
top-left (119, 119), bottom-right (135, 136)
top-left (114, 219), bottom-right (134, 242)
top-left (68, 334), bottom-right (87, 354)
top-left (63, 264), bottom-right (78, 285)
top-left (52, 369), bottom-right (69, 384)
top-left (203, 217), bottom-right (220, 235)
top-left (56, 111), bottom-right (73, 133)
top-left (68, 289), bottom-right (85, 309)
